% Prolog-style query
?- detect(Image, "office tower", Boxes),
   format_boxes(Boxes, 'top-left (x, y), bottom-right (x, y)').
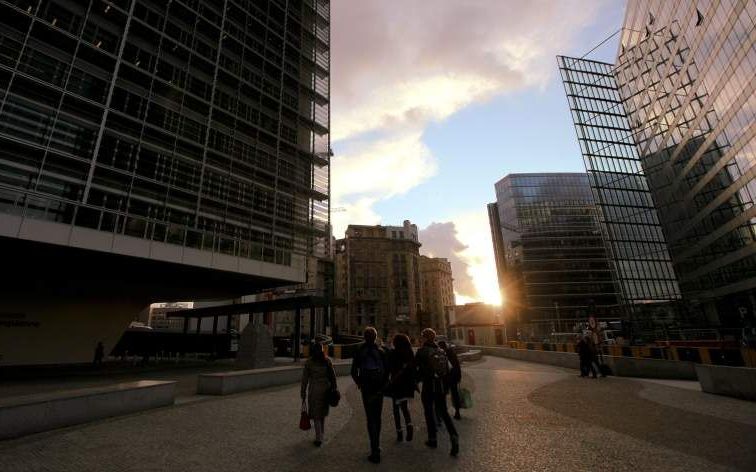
top-left (489, 173), bottom-right (620, 335)
top-left (560, 0), bottom-right (755, 329)
top-left (0, 0), bottom-right (330, 364)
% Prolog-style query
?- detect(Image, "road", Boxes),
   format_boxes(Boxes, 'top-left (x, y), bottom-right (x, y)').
top-left (1, 356), bottom-right (755, 471)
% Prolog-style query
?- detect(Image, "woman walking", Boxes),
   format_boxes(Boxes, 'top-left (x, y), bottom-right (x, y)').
top-left (301, 339), bottom-right (338, 447)
top-left (387, 333), bottom-right (416, 442)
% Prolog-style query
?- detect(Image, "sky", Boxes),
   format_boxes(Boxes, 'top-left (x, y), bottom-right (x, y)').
top-left (329, 0), bottom-right (627, 305)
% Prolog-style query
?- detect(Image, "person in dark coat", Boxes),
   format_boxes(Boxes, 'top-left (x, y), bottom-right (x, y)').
top-left (415, 328), bottom-right (459, 457)
top-left (576, 335), bottom-right (593, 377)
top-left (301, 340), bottom-right (337, 447)
top-left (387, 333), bottom-right (416, 442)
top-left (438, 340), bottom-right (462, 419)
top-left (93, 341), bottom-right (105, 366)
top-left (351, 327), bottom-right (389, 464)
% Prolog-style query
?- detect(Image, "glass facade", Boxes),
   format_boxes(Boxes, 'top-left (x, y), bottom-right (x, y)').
top-left (618, 0), bottom-right (756, 312)
top-left (0, 0), bottom-right (330, 275)
top-left (492, 173), bottom-right (620, 333)
top-left (558, 56), bottom-right (682, 308)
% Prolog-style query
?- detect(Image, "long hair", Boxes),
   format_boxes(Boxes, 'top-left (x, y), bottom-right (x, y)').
top-left (392, 333), bottom-right (413, 364)
top-left (310, 341), bottom-right (327, 363)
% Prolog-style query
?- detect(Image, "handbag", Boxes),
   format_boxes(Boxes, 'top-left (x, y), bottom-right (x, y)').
top-left (299, 400), bottom-right (311, 430)
top-left (328, 388), bottom-right (341, 407)
top-left (460, 387), bottom-right (473, 409)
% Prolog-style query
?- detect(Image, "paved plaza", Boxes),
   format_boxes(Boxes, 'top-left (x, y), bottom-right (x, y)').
top-left (1, 356), bottom-right (755, 471)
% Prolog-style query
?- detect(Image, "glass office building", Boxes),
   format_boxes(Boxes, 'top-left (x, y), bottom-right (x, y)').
top-left (491, 173), bottom-right (620, 334)
top-left (560, 0), bottom-right (755, 328)
top-left (0, 0), bottom-right (330, 365)
top-left (0, 0), bottom-right (329, 277)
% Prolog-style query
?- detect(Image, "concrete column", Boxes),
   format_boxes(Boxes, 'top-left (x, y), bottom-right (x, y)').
top-left (294, 308), bottom-right (301, 361)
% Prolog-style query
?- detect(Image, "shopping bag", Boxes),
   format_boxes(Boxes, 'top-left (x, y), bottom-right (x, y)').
top-left (299, 401), bottom-right (311, 430)
top-left (460, 387), bottom-right (473, 409)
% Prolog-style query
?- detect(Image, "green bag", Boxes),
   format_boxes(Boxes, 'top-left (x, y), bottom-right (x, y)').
top-left (460, 387), bottom-right (473, 409)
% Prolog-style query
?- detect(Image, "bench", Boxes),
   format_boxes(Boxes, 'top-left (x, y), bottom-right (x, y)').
top-left (0, 380), bottom-right (176, 440)
top-left (198, 362), bottom-right (352, 395)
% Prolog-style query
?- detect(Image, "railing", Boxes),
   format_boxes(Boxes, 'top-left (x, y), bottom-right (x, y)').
top-left (0, 185), bottom-right (304, 266)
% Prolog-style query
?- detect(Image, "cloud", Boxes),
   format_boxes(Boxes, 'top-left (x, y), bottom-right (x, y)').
top-left (331, 0), bottom-right (604, 141)
top-left (419, 212), bottom-right (502, 306)
top-left (419, 222), bottom-right (477, 300)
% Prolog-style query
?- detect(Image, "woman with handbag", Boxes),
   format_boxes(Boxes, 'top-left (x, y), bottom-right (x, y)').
top-left (388, 333), bottom-right (416, 442)
top-left (300, 339), bottom-right (338, 447)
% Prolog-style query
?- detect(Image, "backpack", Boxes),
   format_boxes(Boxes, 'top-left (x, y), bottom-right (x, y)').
top-left (429, 347), bottom-right (450, 379)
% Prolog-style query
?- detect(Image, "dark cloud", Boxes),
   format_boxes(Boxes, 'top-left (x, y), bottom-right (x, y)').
top-left (419, 222), bottom-right (478, 299)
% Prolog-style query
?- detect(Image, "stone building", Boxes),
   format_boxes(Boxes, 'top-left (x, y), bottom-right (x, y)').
top-left (334, 221), bottom-right (425, 339)
top-left (419, 256), bottom-right (454, 334)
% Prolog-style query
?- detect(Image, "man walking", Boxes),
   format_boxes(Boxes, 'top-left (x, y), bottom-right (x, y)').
top-left (438, 340), bottom-right (462, 419)
top-left (416, 328), bottom-right (460, 457)
top-left (351, 327), bottom-right (389, 464)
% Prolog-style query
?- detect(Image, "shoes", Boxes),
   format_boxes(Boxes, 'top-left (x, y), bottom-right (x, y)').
top-left (425, 440), bottom-right (438, 449)
top-left (453, 411), bottom-right (461, 420)
top-left (367, 453), bottom-right (381, 464)
top-left (313, 440), bottom-right (322, 447)
top-left (450, 435), bottom-right (459, 457)
top-left (406, 424), bottom-right (414, 442)
top-left (396, 430), bottom-right (403, 442)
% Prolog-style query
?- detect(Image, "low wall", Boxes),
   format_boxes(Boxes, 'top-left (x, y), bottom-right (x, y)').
top-left (198, 363), bottom-right (352, 395)
top-left (476, 346), bottom-right (697, 380)
top-left (696, 364), bottom-right (756, 401)
top-left (0, 380), bottom-right (176, 440)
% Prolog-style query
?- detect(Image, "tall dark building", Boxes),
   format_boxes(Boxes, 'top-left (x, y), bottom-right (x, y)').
top-left (0, 0), bottom-right (330, 364)
top-left (560, 0), bottom-right (755, 331)
top-left (489, 173), bottom-right (620, 335)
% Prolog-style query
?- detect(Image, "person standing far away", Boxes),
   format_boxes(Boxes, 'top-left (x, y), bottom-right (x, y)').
top-left (416, 328), bottom-right (460, 457)
top-left (438, 340), bottom-right (462, 420)
top-left (351, 327), bottom-right (389, 464)
top-left (301, 339), bottom-right (337, 447)
top-left (387, 333), bottom-right (416, 442)
top-left (93, 341), bottom-right (105, 366)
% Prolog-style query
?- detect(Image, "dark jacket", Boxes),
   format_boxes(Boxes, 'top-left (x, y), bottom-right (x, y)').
top-left (445, 346), bottom-right (462, 384)
top-left (415, 340), bottom-right (442, 384)
top-left (350, 342), bottom-right (389, 392)
top-left (386, 348), bottom-right (416, 399)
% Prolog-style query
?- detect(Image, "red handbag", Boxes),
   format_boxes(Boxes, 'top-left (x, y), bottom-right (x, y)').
top-left (299, 400), bottom-right (311, 431)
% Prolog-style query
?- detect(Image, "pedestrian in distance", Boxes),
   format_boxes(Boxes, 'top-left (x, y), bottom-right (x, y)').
top-left (93, 341), bottom-right (105, 366)
top-left (387, 333), bottom-right (416, 442)
top-left (438, 340), bottom-right (462, 420)
top-left (301, 339), bottom-right (338, 447)
top-left (576, 335), bottom-right (593, 377)
top-left (415, 328), bottom-right (460, 457)
top-left (351, 327), bottom-right (389, 464)
top-left (587, 334), bottom-right (606, 378)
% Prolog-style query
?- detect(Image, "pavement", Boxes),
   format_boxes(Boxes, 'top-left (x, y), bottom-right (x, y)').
top-left (1, 356), bottom-right (755, 471)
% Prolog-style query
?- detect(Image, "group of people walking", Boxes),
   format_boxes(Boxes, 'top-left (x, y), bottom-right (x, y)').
top-left (299, 327), bottom-right (463, 464)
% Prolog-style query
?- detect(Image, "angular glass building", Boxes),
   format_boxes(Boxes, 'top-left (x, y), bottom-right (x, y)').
top-left (0, 0), bottom-right (330, 364)
top-left (489, 173), bottom-right (620, 336)
top-left (560, 0), bottom-right (756, 330)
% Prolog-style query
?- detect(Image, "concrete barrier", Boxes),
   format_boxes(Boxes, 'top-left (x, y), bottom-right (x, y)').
top-left (606, 356), bottom-right (696, 380)
top-left (695, 364), bottom-right (756, 401)
top-left (473, 346), bottom-right (697, 380)
top-left (198, 363), bottom-right (352, 395)
top-left (458, 350), bottom-right (482, 362)
top-left (0, 380), bottom-right (176, 440)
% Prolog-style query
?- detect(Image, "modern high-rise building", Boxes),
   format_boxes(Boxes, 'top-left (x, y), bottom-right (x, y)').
top-left (488, 173), bottom-right (620, 335)
top-left (0, 0), bottom-right (330, 364)
top-left (333, 221), bottom-right (426, 339)
top-left (559, 0), bottom-right (755, 330)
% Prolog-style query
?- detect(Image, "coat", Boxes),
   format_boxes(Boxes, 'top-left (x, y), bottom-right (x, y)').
top-left (301, 357), bottom-right (336, 419)
top-left (386, 349), bottom-right (416, 400)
